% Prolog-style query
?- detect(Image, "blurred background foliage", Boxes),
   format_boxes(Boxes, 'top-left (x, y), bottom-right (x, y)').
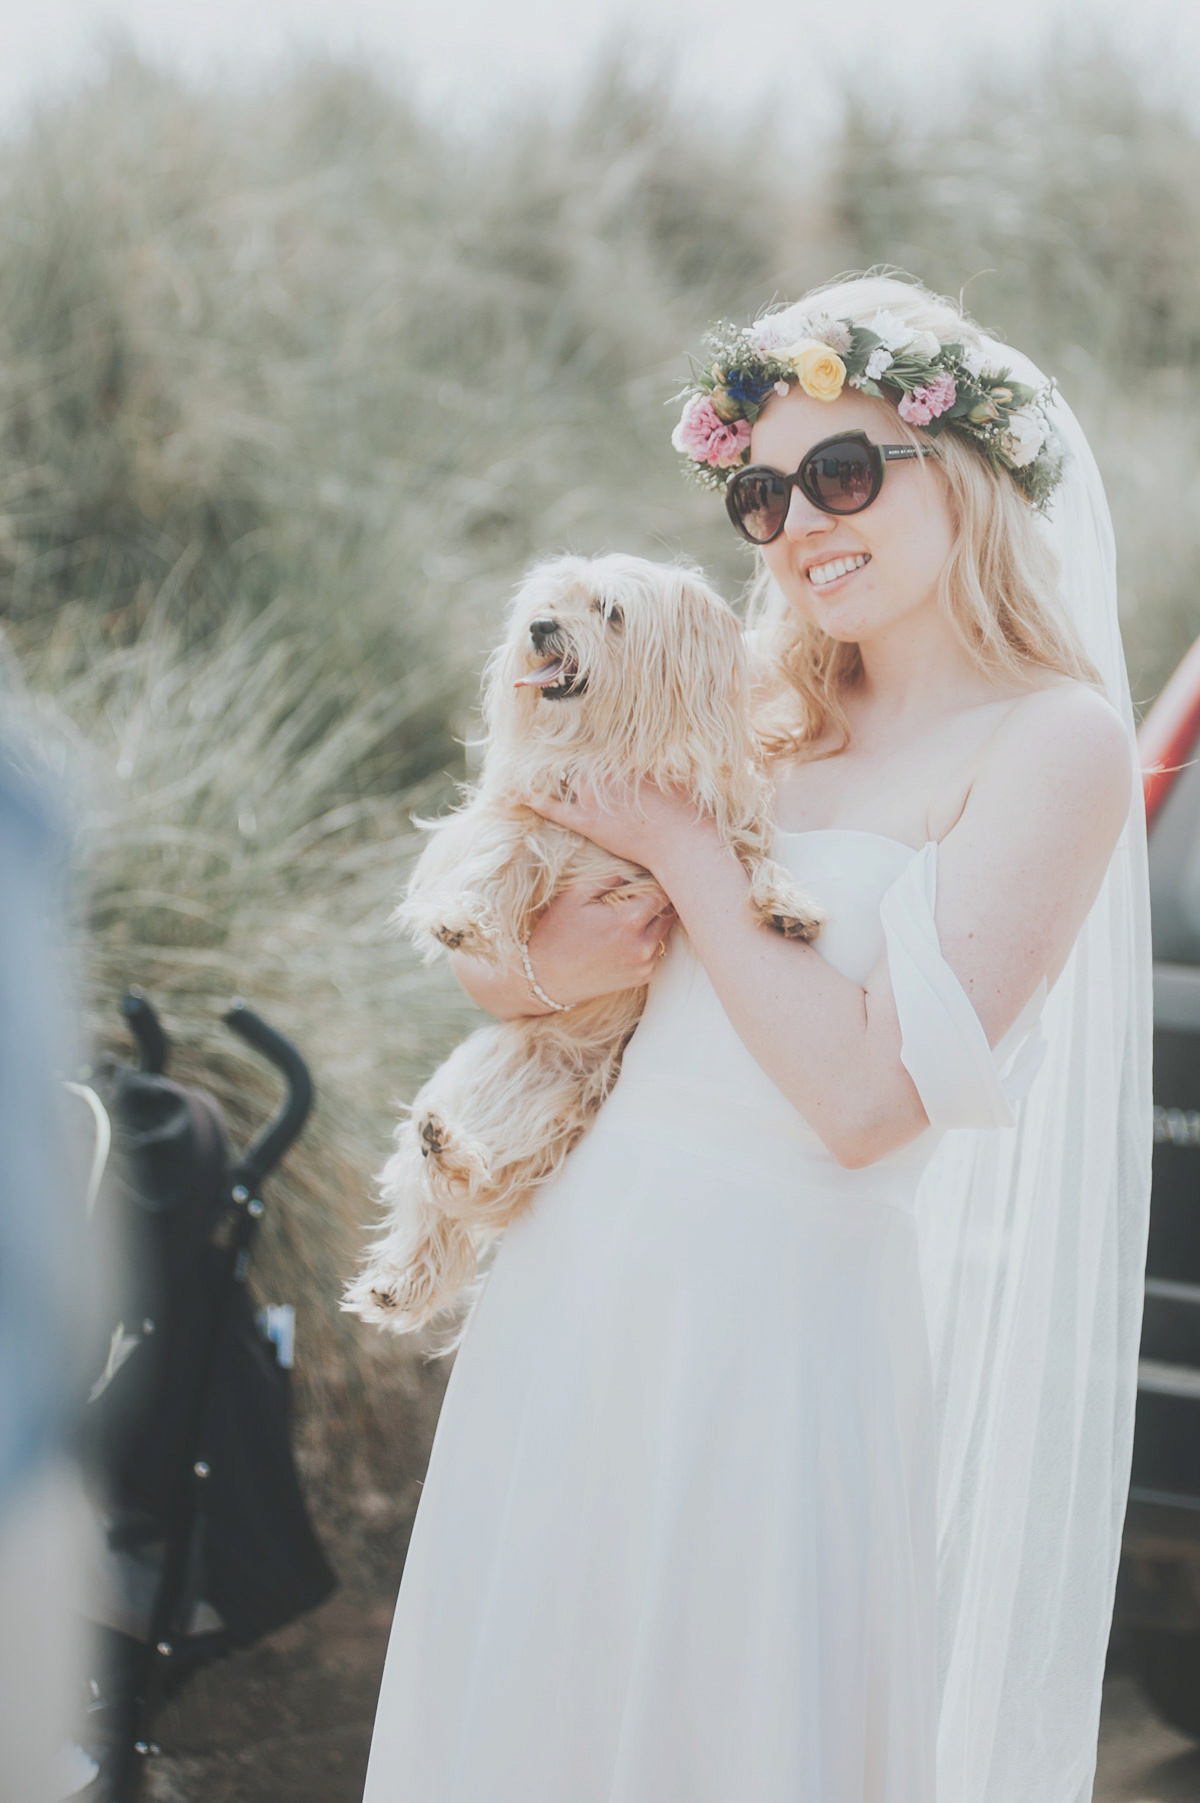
top-left (3, 42), bottom-right (1195, 1569)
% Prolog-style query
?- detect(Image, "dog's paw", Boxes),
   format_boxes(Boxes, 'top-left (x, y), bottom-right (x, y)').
top-left (419, 1113), bottom-right (451, 1158)
top-left (746, 862), bottom-right (826, 944)
top-left (766, 907), bottom-right (825, 941)
top-left (342, 1273), bottom-right (439, 1334)
top-left (429, 898), bottom-right (501, 957)
top-left (340, 1269), bottom-right (411, 1327)
top-left (416, 1112), bottom-right (492, 1198)
top-left (341, 1219), bottom-right (477, 1334)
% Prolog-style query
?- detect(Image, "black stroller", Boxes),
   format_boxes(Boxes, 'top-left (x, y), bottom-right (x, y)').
top-left (74, 991), bottom-right (337, 1802)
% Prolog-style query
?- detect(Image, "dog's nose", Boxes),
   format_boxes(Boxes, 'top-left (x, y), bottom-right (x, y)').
top-left (529, 618), bottom-right (559, 649)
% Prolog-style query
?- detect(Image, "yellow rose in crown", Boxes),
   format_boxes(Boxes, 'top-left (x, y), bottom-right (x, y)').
top-left (781, 338), bottom-right (847, 402)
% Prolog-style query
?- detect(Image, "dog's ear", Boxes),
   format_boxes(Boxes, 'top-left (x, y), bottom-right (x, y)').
top-left (636, 571), bottom-right (755, 801)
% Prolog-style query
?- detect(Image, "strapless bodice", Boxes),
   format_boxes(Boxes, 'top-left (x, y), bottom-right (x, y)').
top-left (594, 828), bottom-right (1048, 1198)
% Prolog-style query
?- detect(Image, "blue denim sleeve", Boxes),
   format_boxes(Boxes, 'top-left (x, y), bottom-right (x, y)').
top-left (0, 746), bottom-right (79, 1519)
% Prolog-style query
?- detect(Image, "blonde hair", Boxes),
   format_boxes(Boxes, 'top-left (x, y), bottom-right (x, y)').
top-left (745, 272), bottom-right (1103, 761)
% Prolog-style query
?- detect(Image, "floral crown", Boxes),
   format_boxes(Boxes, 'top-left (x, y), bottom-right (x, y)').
top-left (672, 307), bottom-right (1064, 511)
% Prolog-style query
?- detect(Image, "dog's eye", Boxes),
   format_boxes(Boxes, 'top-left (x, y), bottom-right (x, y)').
top-left (594, 601), bottom-right (623, 628)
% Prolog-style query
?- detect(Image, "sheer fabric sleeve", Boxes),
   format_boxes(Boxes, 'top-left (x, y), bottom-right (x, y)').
top-left (878, 840), bottom-right (1048, 1130)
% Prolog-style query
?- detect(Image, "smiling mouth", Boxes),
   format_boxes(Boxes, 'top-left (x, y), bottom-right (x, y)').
top-left (808, 553), bottom-right (871, 589)
top-left (512, 655), bottom-right (587, 700)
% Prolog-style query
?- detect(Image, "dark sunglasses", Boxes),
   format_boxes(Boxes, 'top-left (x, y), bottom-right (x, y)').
top-left (724, 429), bottom-right (935, 545)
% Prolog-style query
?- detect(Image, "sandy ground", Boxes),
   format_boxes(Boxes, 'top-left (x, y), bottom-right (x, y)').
top-left (128, 1589), bottom-right (1200, 1803)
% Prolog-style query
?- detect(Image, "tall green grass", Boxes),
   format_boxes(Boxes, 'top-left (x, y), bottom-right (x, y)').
top-left (0, 50), bottom-right (790, 654)
top-left (6, 42), bottom-right (1198, 1567)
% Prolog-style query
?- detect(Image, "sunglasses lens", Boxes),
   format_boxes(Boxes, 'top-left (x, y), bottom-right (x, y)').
top-left (728, 471), bottom-right (789, 543)
top-left (805, 439), bottom-right (878, 513)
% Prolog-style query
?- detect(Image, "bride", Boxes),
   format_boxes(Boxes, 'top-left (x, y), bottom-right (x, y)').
top-left (360, 274), bottom-right (1151, 1803)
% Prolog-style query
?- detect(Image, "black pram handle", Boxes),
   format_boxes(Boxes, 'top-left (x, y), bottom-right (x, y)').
top-left (119, 988), bottom-right (169, 1075)
top-left (223, 999), bottom-right (314, 1189)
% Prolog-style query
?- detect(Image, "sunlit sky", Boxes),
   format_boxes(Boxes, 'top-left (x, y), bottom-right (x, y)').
top-left (0, 0), bottom-right (1192, 131)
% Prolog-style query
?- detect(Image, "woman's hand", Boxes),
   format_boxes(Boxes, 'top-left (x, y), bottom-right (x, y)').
top-left (525, 778), bottom-right (716, 875)
top-left (526, 879), bottom-right (677, 1005)
top-left (449, 877), bottom-right (677, 1019)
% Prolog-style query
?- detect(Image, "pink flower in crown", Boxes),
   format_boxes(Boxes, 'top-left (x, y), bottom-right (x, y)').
top-left (897, 372), bottom-right (957, 427)
top-left (671, 396), bottom-right (753, 468)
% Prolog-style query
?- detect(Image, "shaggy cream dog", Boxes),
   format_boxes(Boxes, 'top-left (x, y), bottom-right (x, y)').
top-left (342, 553), bottom-right (823, 1335)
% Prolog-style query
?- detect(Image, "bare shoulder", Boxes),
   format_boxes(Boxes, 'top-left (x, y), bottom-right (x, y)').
top-left (928, 680), bottom-right (1135, 1033)
top-left (975, 679), bottom-right (1133, 851)
top-left (1000, 677), bottom-right (1128, 747)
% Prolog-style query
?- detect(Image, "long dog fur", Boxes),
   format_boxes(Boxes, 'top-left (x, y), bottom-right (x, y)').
top-left (342, 553), bottom-right (824, 1336)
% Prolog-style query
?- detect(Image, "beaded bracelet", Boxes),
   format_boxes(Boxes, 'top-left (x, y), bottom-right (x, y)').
top-left (519, 937), bottom-right (574, 1013)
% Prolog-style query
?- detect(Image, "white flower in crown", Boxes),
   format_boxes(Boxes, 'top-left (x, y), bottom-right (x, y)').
top-left (906, 328), bottom-right (942, 361)
top-left (867, 310), bottom-right (912, 352)
top-left (749, 308), bottom-right (808, 355)
top-left (999, 406), bottom-right (1047, 469)
top-left (864, 344), bottom-right (893, 381)
top-left (959, 341), bottom-right (988, 378)
top-left (806, 314), bottom-right (853, 354)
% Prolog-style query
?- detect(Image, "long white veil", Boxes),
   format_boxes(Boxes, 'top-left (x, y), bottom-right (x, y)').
top-left (915, 355), bottom-right (1154, 1802)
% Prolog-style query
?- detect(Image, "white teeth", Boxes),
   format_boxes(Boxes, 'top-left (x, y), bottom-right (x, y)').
top-left (808, 553), bottom-right (870, 588)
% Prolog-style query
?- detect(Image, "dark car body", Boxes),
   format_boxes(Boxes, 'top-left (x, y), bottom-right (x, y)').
top-left (1114, 637), bottom-right (1200, 1735)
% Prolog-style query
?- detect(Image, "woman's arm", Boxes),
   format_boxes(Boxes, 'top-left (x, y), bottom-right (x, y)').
top-left (527, 686), bottom-right (1133, 1167)
top-left (449, 880), bottom-right (677, 1020)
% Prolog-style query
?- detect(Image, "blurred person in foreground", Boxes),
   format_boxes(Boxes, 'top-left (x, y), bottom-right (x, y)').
top-left (360, 273), bottom-right (1151, 1803)
top-left (0, 737), bottom-right (89, 1803)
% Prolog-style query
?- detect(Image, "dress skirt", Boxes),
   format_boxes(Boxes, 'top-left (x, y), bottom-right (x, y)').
top-left (360, 831), bottom-right (984, 1803)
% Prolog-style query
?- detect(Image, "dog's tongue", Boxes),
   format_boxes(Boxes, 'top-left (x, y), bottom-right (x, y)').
top-left (513, 659), bottom-right (567, 689)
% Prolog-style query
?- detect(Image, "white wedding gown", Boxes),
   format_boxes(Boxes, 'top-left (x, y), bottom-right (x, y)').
top-left (361, 826), bottom-right (1048, 1803)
